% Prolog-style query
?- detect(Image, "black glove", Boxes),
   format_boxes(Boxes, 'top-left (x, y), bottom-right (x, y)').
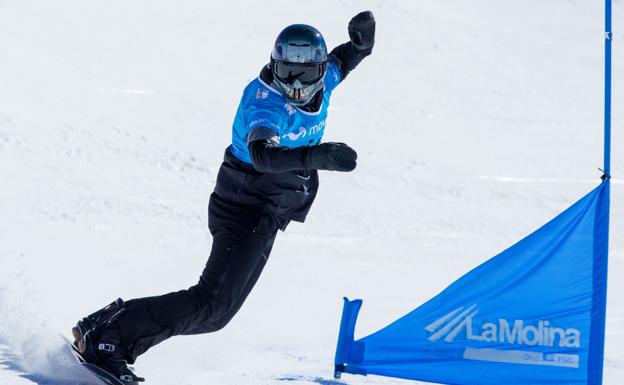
top-left (304, 142), bottom-right (357, 172)
top-left (348, 11), bottom-right (375, 52)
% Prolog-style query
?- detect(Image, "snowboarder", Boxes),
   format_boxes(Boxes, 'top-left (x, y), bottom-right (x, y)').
top-left (72, 11), bottom-right (375, 383)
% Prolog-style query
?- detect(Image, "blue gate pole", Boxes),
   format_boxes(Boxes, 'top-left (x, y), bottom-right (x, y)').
top-left (604, 0), bottom-right (612, 177)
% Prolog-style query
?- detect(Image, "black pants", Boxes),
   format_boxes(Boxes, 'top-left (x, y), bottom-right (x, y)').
top-left (115, 193), bottom-right (279, 363)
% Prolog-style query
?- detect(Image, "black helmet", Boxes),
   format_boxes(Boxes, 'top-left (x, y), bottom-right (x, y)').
top-left (270, 24), bottom-right (328, 106)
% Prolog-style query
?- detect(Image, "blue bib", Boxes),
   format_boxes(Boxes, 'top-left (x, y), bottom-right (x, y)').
top-left (229, 60), bottom-right (342, 164)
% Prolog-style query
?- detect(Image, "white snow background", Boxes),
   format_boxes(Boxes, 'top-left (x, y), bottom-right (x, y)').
top-left (1, 1), bottom-right (623, 384)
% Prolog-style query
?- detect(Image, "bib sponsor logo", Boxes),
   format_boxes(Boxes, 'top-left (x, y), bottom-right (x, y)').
top-left (308, 120), bottom-right (325, 136)
top-left (283, 127), bottom-right (306, 141)
top-left (281, 120), bottom-right (325, 141)
top-left (256, 88), bottom-right (269, 100)
top-left (283, 103), bottom-right (297, 115)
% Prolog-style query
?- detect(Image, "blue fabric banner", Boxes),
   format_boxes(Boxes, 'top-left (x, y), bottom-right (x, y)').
top-left (335, 180), bottom-right (610, 385)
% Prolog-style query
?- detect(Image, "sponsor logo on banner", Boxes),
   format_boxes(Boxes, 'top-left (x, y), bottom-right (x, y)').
top-left (425, 305), bottom-right (581, 368)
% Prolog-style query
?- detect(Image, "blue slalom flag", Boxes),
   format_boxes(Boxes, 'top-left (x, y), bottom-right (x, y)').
top-left (335, 180), bottom-right (610, 385)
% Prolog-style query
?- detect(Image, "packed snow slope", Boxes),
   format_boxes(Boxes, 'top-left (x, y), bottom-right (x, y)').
top-left (1, 1), bottom-right (623, 384)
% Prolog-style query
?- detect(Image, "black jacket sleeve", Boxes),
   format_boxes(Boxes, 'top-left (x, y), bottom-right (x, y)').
top-left (329, 42), bottom-right (372, 80)
top-left (330, 11), bottom-right (375, 80)
top-left (248, 138), bottom-right (309, 173)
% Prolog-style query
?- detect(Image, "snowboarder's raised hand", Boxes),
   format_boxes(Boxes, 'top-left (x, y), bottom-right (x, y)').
top-left (348, 11), bottom-right (375, 52)
top-left (305, 142), bottom-right (358, 172)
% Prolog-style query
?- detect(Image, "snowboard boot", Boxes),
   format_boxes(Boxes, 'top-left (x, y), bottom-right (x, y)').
top-left (72, 298), bottom-right (145, 384)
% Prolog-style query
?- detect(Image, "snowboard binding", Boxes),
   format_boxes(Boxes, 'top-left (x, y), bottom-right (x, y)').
top-left (72, 298), bottom-right (145, 384)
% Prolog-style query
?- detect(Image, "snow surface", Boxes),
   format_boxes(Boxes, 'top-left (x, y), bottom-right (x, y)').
top-left (1, 1), bottom-right (623, 384)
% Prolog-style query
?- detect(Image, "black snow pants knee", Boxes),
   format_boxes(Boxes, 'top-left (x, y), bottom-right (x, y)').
top-left (115, 193), bottom-right (280, 363)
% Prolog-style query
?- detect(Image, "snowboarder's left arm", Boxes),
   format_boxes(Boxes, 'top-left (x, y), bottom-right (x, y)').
top-left (330, 11), bottom-right (375, 81)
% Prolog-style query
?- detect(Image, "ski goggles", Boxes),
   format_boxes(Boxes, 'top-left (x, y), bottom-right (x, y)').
top-left (272, 60), bottom-right (328, 85)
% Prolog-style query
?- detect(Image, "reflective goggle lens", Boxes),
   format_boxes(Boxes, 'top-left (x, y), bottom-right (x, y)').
top-left (273, 61), bottom-right (327, 85)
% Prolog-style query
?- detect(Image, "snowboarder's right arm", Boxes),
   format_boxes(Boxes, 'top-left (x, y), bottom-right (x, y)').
top-left (247, 134), bottom-right (357, 173)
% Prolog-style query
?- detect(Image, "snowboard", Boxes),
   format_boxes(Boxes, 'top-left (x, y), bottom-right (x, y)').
top-left (60, 335), bottom-right (127, 385)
